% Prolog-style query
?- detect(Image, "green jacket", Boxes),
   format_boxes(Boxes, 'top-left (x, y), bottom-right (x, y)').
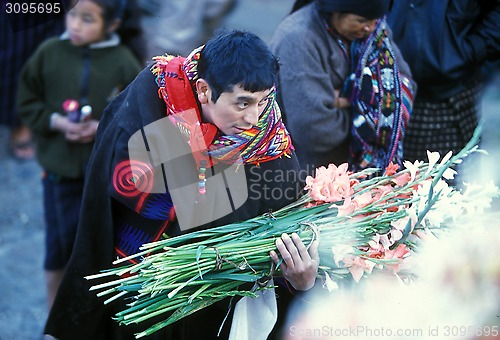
top-left (18, 34), bottom-right (142, 178)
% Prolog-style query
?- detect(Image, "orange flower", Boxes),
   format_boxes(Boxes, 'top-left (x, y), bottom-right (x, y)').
top-left (384, 161), bottom-right (400, 176)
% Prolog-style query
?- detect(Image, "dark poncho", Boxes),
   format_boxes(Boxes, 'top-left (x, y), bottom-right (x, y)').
top-left (44, 67), bottom-right (302, 339)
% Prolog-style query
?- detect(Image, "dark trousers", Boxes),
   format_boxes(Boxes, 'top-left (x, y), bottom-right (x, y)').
top-left (42, 172), bottom-right (84, 270)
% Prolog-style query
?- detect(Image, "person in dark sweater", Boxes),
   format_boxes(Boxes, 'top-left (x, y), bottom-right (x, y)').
top-left (386, 0), bottom-right (500, 164)
top-left (17, 0), bottom-right (142, 310)
top-left (271, 0), bottom-right (415, 174)
top-left (43, 30), bottom-right (319, 339)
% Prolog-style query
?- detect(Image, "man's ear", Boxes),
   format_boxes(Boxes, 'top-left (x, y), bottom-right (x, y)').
top-left (196, 79), bottom-right (211, 104)
top-left (107, 18), bottom-right (121, 34)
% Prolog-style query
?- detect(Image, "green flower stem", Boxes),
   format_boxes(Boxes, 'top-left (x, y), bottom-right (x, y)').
top-left (86, 127), bottom-right (484, 338)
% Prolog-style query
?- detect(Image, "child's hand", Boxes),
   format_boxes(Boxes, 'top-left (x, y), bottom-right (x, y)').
top-left (72, 119), bottom-right (99, 143)
top-left (270, 233), bottom-right (319, 291)
top-left (54, 116), bottom-right (99, 143)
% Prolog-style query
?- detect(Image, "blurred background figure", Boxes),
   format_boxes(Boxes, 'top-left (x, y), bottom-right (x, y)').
top-left (474, 63), bottom-right (500, 202)
top-left (1, 2), bottom-right (294, 338)
top-left (141, 0), bottom-right (238, 58)
top-left (0, 0), bottom-right (145, 162)
top-left (17, 0), bottom-right (142, 310)
top-left (115, 0), bottom-right (148, 64)
top-left (386, 1), bottom-right (500, 173)
top-left (270, 0), bottom-right (415, 175)
top-left (0, 8), bottom-right (66, 160)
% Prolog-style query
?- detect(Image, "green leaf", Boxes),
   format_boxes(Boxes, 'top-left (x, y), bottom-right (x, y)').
top-left (196, 245), bottom-right (206, 279)
top-left (203, 272), bottom-right (262, 282)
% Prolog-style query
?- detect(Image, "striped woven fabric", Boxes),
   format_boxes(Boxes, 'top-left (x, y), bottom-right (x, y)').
top-left (343, 18), bottom-right (415, 172)
top-left (403, 80), bottom-right (482, 163)
top-left (152, 48), bottom-right (294, 167)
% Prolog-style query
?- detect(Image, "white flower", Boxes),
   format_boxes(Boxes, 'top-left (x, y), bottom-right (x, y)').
top-left (403, 159), bottom-right (424, 182)
top-left (461, 181), bottom-right (500, 214)
top-left (442, 168), bottom-right (457, 180)
top-left (332, 245), bottom-right (353, 266)
top-left (426, 150), bottom-right (440, 176)
top-left (323, 272), bottom-right (339, 292)
top-left (438, 150), bottom-right (453, 166)
top-left (414, 179), bottom-right (461, 228)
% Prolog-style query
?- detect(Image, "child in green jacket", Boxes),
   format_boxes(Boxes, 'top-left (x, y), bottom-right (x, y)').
top-left (17, 0), bottom-right (142, 309)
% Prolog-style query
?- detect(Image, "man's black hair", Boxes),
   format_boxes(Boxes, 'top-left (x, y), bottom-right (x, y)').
top-left (197, 30), bottom-right (280, 103)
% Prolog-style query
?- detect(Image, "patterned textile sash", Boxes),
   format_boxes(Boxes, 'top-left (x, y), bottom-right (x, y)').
top-left (342, 18), bottom-right (414, 172)
top-left (151, 47), bottom-right (293, 193)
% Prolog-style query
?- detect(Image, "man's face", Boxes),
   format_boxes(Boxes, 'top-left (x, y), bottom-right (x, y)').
top-left (198, 82), bottom-right (273, 136)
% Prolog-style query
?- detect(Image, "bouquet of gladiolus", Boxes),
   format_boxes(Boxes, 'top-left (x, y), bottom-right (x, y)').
top-left (87, 127), bottom-right (498, 338)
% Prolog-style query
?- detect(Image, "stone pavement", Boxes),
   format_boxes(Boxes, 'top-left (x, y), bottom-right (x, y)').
top-left (1, 1), bottom-right (499, 338)
top-left (0, 126), bottom-right (46, 339)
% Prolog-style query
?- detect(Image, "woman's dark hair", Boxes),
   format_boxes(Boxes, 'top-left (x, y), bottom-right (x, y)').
top-left (291, 0), bottom-right (391, 19)
top-left (197, 30), bottom-right (280, 103)
top-left (291, 0), bottom-right (314, 13)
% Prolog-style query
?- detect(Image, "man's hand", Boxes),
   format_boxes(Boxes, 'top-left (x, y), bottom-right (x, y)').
top-left (270, 233), bottom-right (319, 291)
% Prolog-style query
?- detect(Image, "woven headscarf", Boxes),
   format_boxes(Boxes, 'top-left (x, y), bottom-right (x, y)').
top-left (342, 18), bottom-right (414, 172)
top-left (152, 47), bottom-right (293, 194)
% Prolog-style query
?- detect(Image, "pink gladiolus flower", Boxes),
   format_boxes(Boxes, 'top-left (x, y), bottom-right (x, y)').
top-left (353, 192), bottom-right (374, 208)
top-left (337, 197), bottom-right (355, 216)
top-left (384, 162), bottom-right (400, 176)
top-left (368, 234), bottom-right (384, 252)
top-left (337, 192), bottom-right (374, 216)
top-left (335, 163), bottom-right (349, 176)
top-left (342, 254), bottom-right (376, 283)
top-left (305, 163), bottom-right (355, 203)
top-left (372, 184), bottom-right (394, 201)
top-left (392, 172), bottom-right (411, 187)
top-left (382, 244), bottom-right (411, 273)
top-left (391, 244), bottom-right (410, 258)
